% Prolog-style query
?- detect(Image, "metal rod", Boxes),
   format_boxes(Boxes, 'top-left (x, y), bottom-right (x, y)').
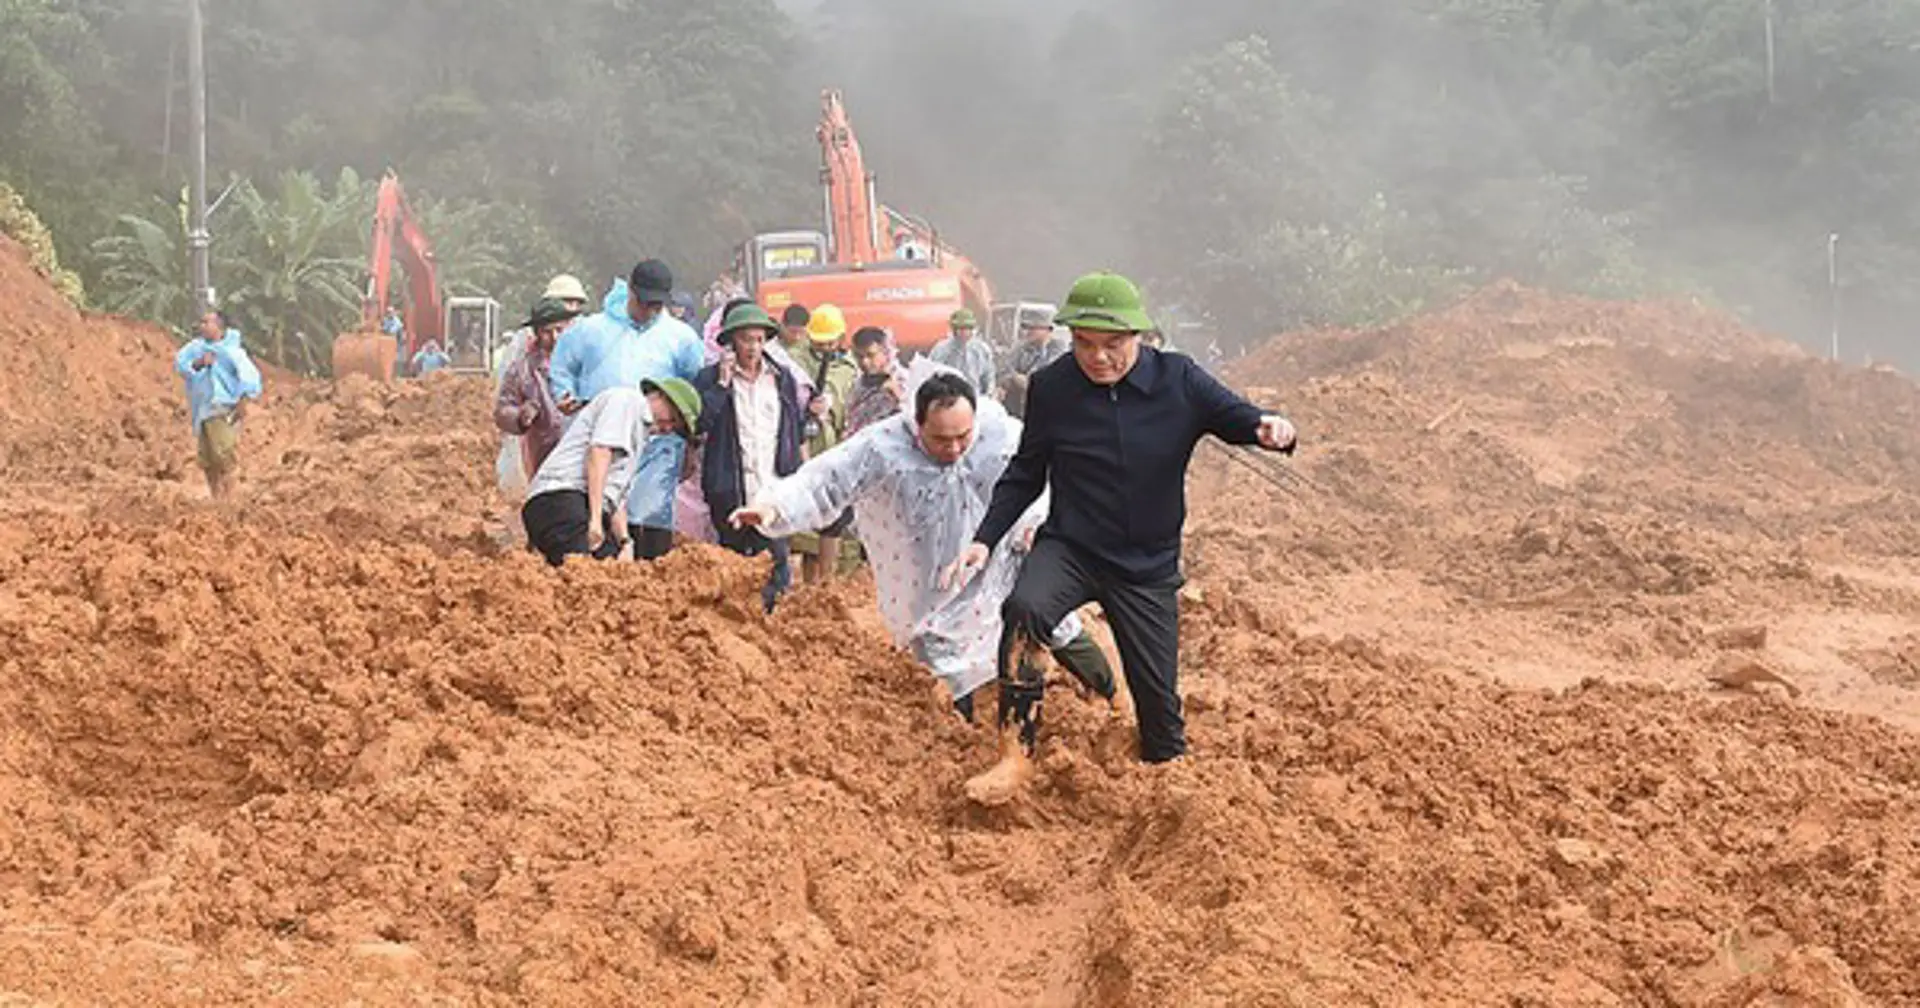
top-left (186, 0), bottom-right (212, 320)
top-left (206, 176), bottom-right (241, 217)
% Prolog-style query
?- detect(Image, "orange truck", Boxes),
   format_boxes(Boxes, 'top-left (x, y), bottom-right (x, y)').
top-left (739, 91), bottom-right (991, 356)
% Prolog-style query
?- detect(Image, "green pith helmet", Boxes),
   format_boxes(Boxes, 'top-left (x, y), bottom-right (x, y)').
top-left (718, 302), bottom-right (780, 345)
top-left (523, 296), bottom-right (582, 330)
top-left (1053, 271), bottom-right (1154, 333)
top-left (643, 377), bottom-right (702, 432)
top-left (949, 307), bottom-right (977, 329)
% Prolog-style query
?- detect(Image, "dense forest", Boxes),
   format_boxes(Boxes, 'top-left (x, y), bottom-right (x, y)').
top-left (3, 0), bottom-right (1917, 371)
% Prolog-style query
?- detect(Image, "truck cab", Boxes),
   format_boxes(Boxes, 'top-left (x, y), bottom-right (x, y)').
top-left (740, 231), bottom-right (830, 294)
top-left (444, 297), bottom-right (502, 373)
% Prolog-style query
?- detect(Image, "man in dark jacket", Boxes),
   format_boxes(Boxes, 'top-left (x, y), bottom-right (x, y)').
top-left (947, 271), bottom-right (1297, 801)
top-left (697, 301), bottom-right (806, 610)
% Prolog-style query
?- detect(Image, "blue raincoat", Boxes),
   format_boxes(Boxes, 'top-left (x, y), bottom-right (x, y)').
top-left (549, 278), bottom-right (705, 528)
top-left (174, 328), bottom-right (263, 431)
top-left (411, 344), bottom-right (451, 376)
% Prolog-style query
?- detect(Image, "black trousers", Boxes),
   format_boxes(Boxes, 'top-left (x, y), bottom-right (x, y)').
top-left (523, 490), bottom-right (622, 566)
top-left (1001, 536), bottom-right (1185, 761)
top-left (628, 524), bottom-right (676, 561)
top-left (716, 522), bottom-right (794, 612)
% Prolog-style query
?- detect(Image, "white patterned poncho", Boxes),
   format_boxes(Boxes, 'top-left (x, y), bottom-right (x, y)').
top-left (756, 360), bottom-right (1079, 700)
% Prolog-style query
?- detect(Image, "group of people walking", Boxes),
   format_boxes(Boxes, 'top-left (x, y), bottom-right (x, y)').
top-left (175, 257), bottom-right (1299, 790)
top-left (490, 259), bottom-right (1298, 784)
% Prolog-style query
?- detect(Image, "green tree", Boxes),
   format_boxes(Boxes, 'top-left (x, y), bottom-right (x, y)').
top-left (87, 203), bottom-right (186, 323)
top-left (216, 168), bottom-right (370, 371)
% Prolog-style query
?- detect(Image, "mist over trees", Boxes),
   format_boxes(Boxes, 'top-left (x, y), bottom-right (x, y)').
top-left (2, 0), bottom-right (1916, 370)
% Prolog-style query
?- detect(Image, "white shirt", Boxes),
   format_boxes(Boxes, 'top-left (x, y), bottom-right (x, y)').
top-left (732, 363), bottom-right (783, 501)
top-left (526, 387), bottom-right (652, 513)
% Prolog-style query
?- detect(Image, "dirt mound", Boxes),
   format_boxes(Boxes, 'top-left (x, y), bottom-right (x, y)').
top-left (237, 371), bottom-right (512, 549)
top-left (5, 512), bottom-right (1920, 1005)
top-left (1851, 634), bottom-right (1920, 688)
top-left (0, 236), bottom-right (187, 484)
top-left (1219, 282), bottom-right (1920, 564)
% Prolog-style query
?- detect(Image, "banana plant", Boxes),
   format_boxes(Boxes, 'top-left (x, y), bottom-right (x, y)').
top-left (213, 167), bottom-right (371, 372)
top-left (87, 204), bottom-right (187, 326)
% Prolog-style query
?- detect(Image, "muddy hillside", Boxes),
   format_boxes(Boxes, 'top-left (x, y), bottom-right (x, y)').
top-left (3, 238), bottom-right (1918, 1006)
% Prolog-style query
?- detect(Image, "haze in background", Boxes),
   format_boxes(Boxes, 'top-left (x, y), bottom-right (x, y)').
top-left (796, 0), bottom-right (1920, 365)
top-left (1, 0), bottom-right (1914, 369)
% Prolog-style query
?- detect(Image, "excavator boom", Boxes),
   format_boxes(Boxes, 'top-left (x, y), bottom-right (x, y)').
top-left (749, 90), bottom-right (993, 355)
top-left (333, 172), bottom-right (445, 380)
top-left (817, 90), bottom-right (883, 267)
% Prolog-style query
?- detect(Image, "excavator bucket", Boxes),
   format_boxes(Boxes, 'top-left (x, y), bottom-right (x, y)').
top-left (332, 329), bottom-right (398, 382)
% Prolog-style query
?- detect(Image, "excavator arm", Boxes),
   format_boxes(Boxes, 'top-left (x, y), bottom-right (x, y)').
top-left (749, 89), bottom-right (995, 354)
top-left (335, 172), bottom-right (443, 379)
top-left (820, 91), bottom-right (992, 310)
top-left (818, 90), bottom-right (882, 266)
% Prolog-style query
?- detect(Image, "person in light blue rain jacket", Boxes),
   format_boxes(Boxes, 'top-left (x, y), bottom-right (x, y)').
top-left (548, 258), bottom-right (704, 560)
top-left (411, 340), bottom-right (451, 377)
top-left (174, 309), bottom-right (264, 500)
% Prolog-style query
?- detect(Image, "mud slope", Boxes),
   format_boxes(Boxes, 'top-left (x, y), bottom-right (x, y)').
top-left (0, 237), bottom-right (186, 484)
top-left (3, 512), bottom-right (1918, 1005)
top-left (1190, 282), bottom-right (1920, 727)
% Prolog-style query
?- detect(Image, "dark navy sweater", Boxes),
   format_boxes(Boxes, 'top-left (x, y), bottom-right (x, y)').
top-left (974, 347), bottom-right (1267, 582)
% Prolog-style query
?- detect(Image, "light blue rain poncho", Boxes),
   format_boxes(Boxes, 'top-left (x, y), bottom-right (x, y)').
top-left (548, 278), bottom-right (705, 528)
top-left (755, 359), bottom-right (1080, 700)
top-left (411, 342), bottom-right (451, 376)
top-left (173, 327), bottom-right (263, 431)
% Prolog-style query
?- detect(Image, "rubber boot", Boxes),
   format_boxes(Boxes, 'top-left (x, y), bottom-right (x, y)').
top-left (760, 539), bottom-right (793, 614)
top-left (964, 635), bottom-right (1045, 806)
top-left (997, 677), bottom-right (1045, 757)
top-left (632, 525), bottom-right (675, 561)
top-left (1050, 630), bottom-right (1117, 702)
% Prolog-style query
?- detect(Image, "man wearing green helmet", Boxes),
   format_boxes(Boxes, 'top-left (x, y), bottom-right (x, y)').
top-left (522, 379), bottom-right (702, 567)
top-left (945, 271), bottom-right (1296, 798)
top-left (929, 308), bottom-right (996, 400)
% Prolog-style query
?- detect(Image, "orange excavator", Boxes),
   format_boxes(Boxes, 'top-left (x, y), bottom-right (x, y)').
top-left (331, 172), bottom-right (445, 381)
top-left (741, 90), bottom-right (992, 355)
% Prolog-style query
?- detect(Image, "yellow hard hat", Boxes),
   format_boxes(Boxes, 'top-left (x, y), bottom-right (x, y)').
top-left (807, 303), bottom-right (848, 342)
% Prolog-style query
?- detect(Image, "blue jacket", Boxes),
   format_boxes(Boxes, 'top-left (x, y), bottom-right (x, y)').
top-left (174, 328), bottom-right (263, 431)
top-left (974, 347), bottom-right (1268, 582)
top-left (548, 278), bottom-right (704, 404)
top-left (412, 347), bottom-right (450, 376)
top-left (695, 361), bottom-right (804, 550)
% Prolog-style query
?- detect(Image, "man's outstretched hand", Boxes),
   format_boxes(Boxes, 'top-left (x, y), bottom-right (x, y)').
top-left (939, 542), bottom-right (991, 592)
top-left (729, 503), bottom-right (779, 530)
top-left (1257, 415), bottom-right (1297, 454)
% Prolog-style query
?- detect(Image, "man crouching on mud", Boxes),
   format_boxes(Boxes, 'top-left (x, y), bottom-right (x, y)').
top-left (945, 272), bottom-right (1296, 793)
top-left (522, 379), bottom-right (701, 566)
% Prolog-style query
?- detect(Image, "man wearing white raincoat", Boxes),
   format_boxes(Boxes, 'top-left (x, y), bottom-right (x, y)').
top-left (730, 361), bottom-right (1115, 716)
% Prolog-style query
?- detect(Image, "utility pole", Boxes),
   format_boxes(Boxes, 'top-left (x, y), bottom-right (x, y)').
top-left (1764, 0), bottom-right (1777, 105)
top-left (1828, 233), bottom-right (1841, 362)
top-left (187, 0), bottom-right (213, 321)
